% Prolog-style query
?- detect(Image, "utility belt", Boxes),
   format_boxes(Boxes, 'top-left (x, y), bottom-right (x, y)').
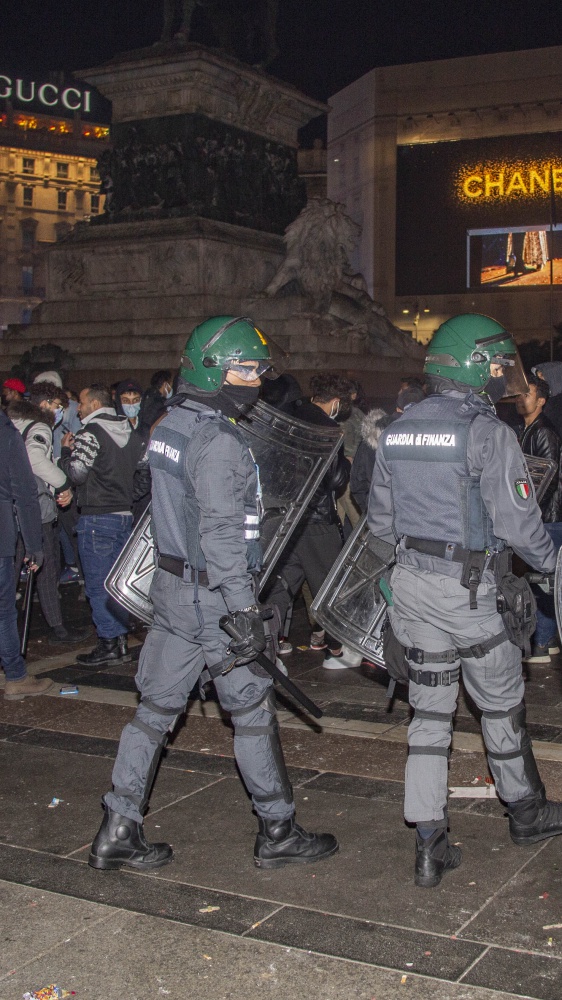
top-left (404, 536), bottom-right (495, 610)
top-left (157, 553), bottom-right (209, 587)
top-left (403, 537), bottom-right (536, 656)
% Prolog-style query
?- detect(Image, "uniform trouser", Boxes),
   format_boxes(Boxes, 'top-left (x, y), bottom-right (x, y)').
top-left (264, 521), bottom-right (343, 643)
top-left (389, 561), bottom-right (539, 827)
top-left (15, 520), bottom-right (63, 629)
top-left (105, 568), bottom-right (295, 825)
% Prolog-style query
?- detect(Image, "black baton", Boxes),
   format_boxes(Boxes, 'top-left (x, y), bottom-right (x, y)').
top-left (20, 568), bottom-right (35, 657)
top-left (219, 614), bottom-right (323, 719)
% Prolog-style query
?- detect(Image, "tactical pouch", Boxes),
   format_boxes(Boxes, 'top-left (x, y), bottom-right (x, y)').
top-left (382, 617), bottom-right (410, 685)
top-left (495, 572), bottom-right (536, 657)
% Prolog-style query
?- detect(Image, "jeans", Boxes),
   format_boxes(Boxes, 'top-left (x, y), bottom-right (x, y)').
top-left (77, 513), bottom-right (132, 640)
top-left (533, 522), bottom-right (562, 646)
top-left (0, 555), bottom-right (26, 680)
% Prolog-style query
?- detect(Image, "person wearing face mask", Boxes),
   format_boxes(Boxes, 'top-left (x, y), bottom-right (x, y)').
top-left (115, 380), bottom-right (144, 431)
top-left (139, 370), bottom-right (173, 436)
top-left (7, 382), bottom-right (90, 645)
top-left (368, 313), bottom-right (562, 888)
top-left (88, 316), bottom-right (338, 873)
top-left (264, 374), bottom-right (354, 667)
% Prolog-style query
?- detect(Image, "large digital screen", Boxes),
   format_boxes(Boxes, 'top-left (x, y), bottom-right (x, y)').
top-left (396, 131), bottom-right (562, 296)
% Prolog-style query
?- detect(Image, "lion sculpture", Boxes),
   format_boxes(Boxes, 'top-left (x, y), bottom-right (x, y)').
top-left (264, 198), bottom-right (362, 312)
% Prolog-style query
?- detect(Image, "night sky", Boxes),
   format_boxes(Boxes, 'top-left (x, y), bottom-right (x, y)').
top-left (2, 1), bottom-right (562, 121)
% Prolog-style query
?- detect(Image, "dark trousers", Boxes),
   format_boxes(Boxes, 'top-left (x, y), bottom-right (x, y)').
top-left (58, 498), bottom-right (81, 570)
top-left (15, 520), bottom-right (62, 629)
top-left (0, 555), bottom-right (26, 680)
top-left (77, 513), bottom-right (132, 639)
top-left (264, 521), bottom-right (343, 645)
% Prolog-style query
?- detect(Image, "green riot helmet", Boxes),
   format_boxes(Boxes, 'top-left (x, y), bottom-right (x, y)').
top-left (180, 315), bottom-right (274, 391)
top-left (424, 313), bottom-right (528, 398)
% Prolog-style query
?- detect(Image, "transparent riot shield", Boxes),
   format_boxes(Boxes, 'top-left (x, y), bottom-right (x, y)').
top-left (311, 515), bottom-right (395, 667)
top-left (555, 546), bottom-right (562, 645)
top-left (105, 400), bottom-right (342, 624)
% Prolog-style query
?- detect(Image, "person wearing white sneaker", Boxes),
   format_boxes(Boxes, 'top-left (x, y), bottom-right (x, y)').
top-left (323, 644), bottom-right (364, 670)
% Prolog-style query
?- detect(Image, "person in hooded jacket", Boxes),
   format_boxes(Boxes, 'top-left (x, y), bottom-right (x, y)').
top-left (139, 370), bottom-right (174, 436)
top-left (350, 408), bottom-right (391, 514)
top-left (115, 379), bottom-right (144, 432)
top-left (8, 382), bottom-right (90, 646)
top-left (60, 384), bottom-right (146, 666)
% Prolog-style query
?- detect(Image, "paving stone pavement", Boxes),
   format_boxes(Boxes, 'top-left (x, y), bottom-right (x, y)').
top-left (2, 590), bottom-right (562, 998)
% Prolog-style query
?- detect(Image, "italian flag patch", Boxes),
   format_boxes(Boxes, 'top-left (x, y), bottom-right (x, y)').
top-left (515, 479), bottom-right (531, 500)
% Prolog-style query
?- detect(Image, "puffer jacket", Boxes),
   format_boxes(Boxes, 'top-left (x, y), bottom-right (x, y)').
top-left (518, 413), bottom-right (562, 522)
top-left (350, 408), bottom-right (389, 513)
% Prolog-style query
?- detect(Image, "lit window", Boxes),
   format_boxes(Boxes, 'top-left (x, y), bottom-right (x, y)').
top-left (58, 190), bottom-right (68, 211)
top-left (56, 162), bottom-right (69, 179)
top-left (90, 194), bottom-right (100, 214)
top-left (23, 187), bottom-right (33, 207)
top-left (22, 158), bottom-right (35, 175)
top-left (90, 165), bottom-right (100, 182)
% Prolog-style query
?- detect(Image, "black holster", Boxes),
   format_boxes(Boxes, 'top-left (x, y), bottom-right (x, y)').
top-left (460, 550), bottom-right (487, 610)
top-left (494, 548), bottom-right (536, 657)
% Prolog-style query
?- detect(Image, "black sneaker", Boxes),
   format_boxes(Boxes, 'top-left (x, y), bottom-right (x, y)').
top-left (47, 624), bottom-right (92, 645)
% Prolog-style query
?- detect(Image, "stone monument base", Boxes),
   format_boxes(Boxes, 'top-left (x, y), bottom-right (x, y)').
top-left (0, 215), bottom-right (423, 399)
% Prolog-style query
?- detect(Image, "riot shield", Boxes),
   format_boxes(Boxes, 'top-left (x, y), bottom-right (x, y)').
top-left (237, 400), bottom-right (342, 593)
top-left (105, 506), bottom-right (155, 624)
top-left (311, 515), bottom-right (395, 668)
top-left (523, 454), bottom-right (557, 504)
top-left (105, 400), bottom-right (342, 624)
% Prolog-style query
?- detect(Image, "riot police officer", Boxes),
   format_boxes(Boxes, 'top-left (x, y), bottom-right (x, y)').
top-left (368, 313), bottom-right (562, 888)
top-left (89, 316), bottom-right (338, 872)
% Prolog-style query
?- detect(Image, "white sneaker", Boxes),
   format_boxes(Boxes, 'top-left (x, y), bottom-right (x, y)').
top-left (278, 639), bottom-right (293, 655)
top-left (323, 645), bottom-right (363, 670)
top-left (275, 656), bottom-right (288, 676)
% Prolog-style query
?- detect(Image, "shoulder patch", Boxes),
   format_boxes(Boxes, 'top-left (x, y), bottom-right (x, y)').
top-left (514, 478), bottom-right (531, 500)
top-left (31, 433), bottom-right (49, 446)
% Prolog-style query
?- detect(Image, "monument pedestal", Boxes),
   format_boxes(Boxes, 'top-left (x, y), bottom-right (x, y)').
top-left (0, 44), bottom-right (423, 393)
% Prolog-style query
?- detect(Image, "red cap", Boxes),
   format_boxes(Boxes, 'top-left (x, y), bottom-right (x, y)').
top-left (3, 378), bottom-right (26, 393)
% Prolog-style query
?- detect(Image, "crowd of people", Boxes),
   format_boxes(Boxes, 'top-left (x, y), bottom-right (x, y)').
top-left (3, 313), bottom-right (562, 885)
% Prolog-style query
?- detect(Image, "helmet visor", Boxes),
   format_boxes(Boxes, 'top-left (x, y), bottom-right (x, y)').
top-left (226, 360), bottom-right (273, 382)
top-left (490, 351), bottom-right (528, 397)
top-left (257, 336), bottom-right (289, 380)
top-left (473, 332), bottom-right (528, 397)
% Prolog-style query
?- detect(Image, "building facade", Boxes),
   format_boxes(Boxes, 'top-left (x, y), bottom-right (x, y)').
top-left (328, 46), bottom-right (562, 345)
top-left (0, 80), bottom-right (108, 330)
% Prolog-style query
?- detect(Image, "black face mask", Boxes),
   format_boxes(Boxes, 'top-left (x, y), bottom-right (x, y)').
top-left (218, 383), bottom-right (261, 417)
top-left (481, 374), bottom-right (506, 406)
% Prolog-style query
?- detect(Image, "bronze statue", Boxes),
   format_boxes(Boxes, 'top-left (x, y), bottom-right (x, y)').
top-left (160, 0), bottom-right (279, 67)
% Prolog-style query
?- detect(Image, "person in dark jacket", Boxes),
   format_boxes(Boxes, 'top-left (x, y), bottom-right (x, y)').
top-left (0, 409), bottom-right (53, 700)
top-left (114, 379), bottom-right (144, 431)
top-left (515, 374), bottom-right (562, 663)
top-left (264, 374), bottom-right (354, 668)
top-left (139, 370), bottom-right (173, 435)
top-left (60, 384), bottom-right (146, 667)
top-left (350, 408), bottom-right (390, 514)
top-left (532, 362), bottom-right (562, 441)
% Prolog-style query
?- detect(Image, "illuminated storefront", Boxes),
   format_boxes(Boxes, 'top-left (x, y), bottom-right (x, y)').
top-left (0, 75), bottom-right (109, 329)
top-left (328, 46), bottom-right (562, 345)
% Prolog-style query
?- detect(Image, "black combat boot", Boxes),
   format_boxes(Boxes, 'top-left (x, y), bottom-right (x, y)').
top-left (508, 787), bottom-right (562, 845)
top-left (76, 635), bottom-right (131, 667)
top-left (88, 804), bottom-right (173, 871)
top-left (415, 830), bottom-right (462, 888)
top-left (254, 816), bottom-right (339, 869)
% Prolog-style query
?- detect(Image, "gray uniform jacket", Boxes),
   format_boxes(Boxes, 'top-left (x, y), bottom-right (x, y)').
top-left (148, 398), bottom-right (258, 614)
top-left (368, 389), bottom-right (557, 575)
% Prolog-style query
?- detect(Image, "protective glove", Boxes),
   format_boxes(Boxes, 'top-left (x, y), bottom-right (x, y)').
top-left (221, 606), bottom-right (266, 665)
top-left (246, 538), bottom-right (263, 574)
top-left (25, 551), bottom-right (44, 571)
